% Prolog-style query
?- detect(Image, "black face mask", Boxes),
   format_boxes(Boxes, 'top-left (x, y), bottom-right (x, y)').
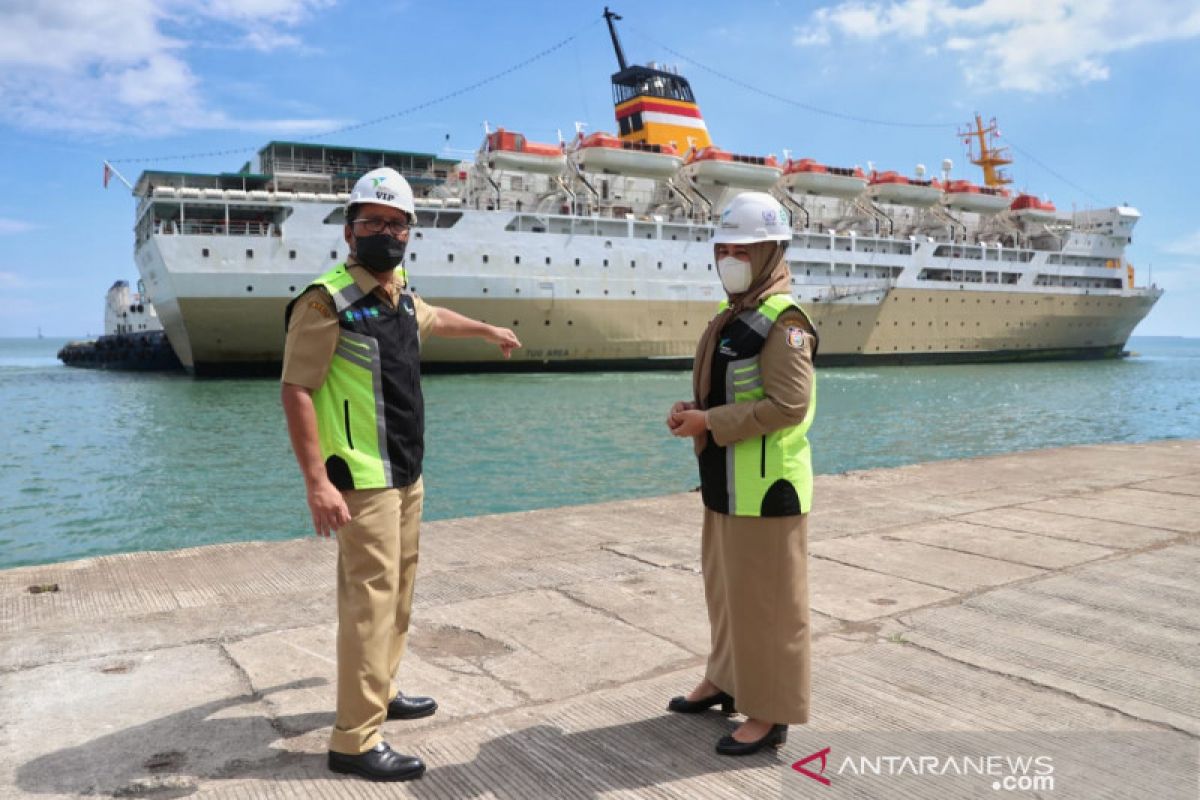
top-left (354, 233), bottom-right (407, 273)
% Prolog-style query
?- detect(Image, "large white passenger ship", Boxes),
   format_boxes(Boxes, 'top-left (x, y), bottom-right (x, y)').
top-left (132, 12), bottom-right (1159, 376)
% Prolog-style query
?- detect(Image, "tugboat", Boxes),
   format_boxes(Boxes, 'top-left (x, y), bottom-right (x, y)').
top-left (58, 280), bottom-right (182, 371)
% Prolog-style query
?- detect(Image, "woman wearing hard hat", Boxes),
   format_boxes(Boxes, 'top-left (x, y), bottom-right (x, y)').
top-left (667, 191), bottom-right (818, 756)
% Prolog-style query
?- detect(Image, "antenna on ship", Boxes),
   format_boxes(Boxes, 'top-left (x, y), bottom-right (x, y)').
top-left (603, 7), bottom-right (628, 70)
top-left (959, 114), bottom-right (1013, 188)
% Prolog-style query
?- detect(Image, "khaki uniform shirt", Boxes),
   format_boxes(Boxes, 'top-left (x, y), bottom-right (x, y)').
top-left (281, 258), bottom-right (437, 390)
top-left (706, 309), bottom-right (816, 446)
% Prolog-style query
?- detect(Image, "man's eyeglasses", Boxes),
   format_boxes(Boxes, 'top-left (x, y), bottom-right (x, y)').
top-left (353, 217), bottom-right (412, 236)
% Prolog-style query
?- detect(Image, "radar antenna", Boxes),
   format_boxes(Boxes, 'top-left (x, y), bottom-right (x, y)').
top-left (603, 7), bottom-right (628, 70)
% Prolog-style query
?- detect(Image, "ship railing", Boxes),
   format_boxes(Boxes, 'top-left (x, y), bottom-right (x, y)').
top-left (265, 157), bottom-right (435, 183)
top-left (155, 220), bottom-right (278, 237)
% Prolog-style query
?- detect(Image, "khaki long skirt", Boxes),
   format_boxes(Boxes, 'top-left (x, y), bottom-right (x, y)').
top-left (702, 508), bottom-right (811, 724)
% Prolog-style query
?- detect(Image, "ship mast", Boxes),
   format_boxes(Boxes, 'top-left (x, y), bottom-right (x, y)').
top-left (959, 114), bottom-right (1012, 188)
top-left (603, 7), bottom-right (628, 70)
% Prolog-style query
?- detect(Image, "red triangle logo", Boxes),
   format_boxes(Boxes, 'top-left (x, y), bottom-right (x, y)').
top-left (792, 746), bottom-right (832, 786)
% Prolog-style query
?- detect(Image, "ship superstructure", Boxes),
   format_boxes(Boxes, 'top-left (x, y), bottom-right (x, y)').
top-left (131, 15), bottom-right (1159, 376)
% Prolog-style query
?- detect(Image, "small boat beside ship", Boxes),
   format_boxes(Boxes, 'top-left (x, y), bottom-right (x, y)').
top-left (58, 281), bottom-right (181, 371)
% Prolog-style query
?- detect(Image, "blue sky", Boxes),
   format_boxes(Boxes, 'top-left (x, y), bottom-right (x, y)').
top-left (1, 0), bottom-right (1197, 337)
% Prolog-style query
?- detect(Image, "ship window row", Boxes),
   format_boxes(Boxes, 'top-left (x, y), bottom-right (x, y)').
top-left (790, 262), bottom-right (903, 280)
top-left (1033, 274), bottom-right (1123, 289)
top-left (932, 244), bottom-right (1034, 263)
top-left (918, 268), bottom-right (1022, 284)
top-left (1044, 254), bottom-right (1113, 268)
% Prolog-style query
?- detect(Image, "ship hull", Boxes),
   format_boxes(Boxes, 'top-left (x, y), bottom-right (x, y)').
top-left (150, 288), bottom-right (1159, 376)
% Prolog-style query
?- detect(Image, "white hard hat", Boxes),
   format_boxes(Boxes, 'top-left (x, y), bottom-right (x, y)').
top-left (711, 191), bottom-right (792, 244)
top-left (347, 167), bottom-right (415, 218)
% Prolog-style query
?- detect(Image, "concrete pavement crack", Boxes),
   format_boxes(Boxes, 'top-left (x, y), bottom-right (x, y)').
top-left (891, 624), bottom-right (1199, 740)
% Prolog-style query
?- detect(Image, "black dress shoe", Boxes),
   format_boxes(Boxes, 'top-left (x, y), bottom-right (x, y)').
top-left (387, 692), bottom-right (438, 720)
top-left (328, 742), bottom-right (426, 781)
top-left (667, 690), bottom-right (735, 715)
top-left (716, 723), bottom-right (788, 756)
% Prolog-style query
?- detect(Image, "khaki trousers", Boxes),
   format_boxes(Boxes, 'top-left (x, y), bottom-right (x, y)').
top-left (328, 478), bottom-right (424, 755)
top-left (703, 509), bottom-right (811, 724)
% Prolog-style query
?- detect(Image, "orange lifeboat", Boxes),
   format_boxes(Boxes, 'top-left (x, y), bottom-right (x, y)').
top-left (572, 133), bottom-right (683, 179)
top-left (483, 128), bottom-right (565, 175)
top-left (780, 158), bottom-right (867, 199)
top-left (1009, 193), bottom-right (1057, 223)
top-left (943, 180), bottom-right (1012, 213)
top-left (680, 146), bottom-right (781, 190)
top-left (868, 171), bottom-right (944, 207)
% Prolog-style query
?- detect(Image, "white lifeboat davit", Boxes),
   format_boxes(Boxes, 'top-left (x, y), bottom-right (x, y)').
top-left (572, 133), bottom-right (682, 179)
top-left (943, 180), bottom-right (1011, 213)
top-left (680, 147), bottom-right (781, 190)
top-left (780, 158), bottom-right (867, 199)
top-left (1009, 193), bottom-right (1057, 223)
top-left (483, 128), bottom-right (565, 175)
top-left (868, 171), bottom-right (944, 208)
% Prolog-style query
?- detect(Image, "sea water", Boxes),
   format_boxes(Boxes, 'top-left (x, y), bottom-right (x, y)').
top-left (2, 336), bottom-right (1197, 569)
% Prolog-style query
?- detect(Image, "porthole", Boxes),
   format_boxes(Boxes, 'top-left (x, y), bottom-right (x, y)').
top-left (202, 248), bottom-right (210, 257)
top-left (246, 285), bottom-right (254, 292)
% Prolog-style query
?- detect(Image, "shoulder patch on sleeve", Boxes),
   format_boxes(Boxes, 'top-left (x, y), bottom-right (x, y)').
top-left (307, 299), bottom-right (333, 319)
top-left (785, 325), bottom-right (807, 349)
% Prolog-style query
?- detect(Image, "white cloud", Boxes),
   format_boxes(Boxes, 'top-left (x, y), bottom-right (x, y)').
top-left (793, 0), bottom-right (1200, 92)
top-left (0, 219), bottom-right (36, 235)
top-left (1160, 230), bottom-right (1200, 257)
top-left (0, 0), bottom-right (339, 136)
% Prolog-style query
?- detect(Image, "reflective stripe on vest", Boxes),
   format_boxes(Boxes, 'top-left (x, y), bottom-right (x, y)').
top-left (714, 294), bottom-right (817, 517)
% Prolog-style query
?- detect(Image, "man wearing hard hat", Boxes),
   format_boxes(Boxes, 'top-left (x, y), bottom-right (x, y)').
top-left (281, 167), bottom-right (520, 782)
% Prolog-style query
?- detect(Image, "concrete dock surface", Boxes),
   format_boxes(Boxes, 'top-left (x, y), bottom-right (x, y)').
top-left (2, 440), bottom-right (1198, 798)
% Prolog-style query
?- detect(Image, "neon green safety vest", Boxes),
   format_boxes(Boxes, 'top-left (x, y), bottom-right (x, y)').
top-left (698, 294), bottom-right (818, 517)
top-left (284, 264), bottom-right (425, 491)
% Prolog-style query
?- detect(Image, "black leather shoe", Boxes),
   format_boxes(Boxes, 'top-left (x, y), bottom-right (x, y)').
top-left (328, 742), bottom-right (426, 781)
top-left (387, 692), bottom-right (438, 720)
top-left (667, 690), bottom-right (735, 715)
top-left (716, 723), bottom-right (788, 756)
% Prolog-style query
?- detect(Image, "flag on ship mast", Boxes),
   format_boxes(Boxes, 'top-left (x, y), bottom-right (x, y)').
top-left (102, 161), bottom-right (132, 190)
